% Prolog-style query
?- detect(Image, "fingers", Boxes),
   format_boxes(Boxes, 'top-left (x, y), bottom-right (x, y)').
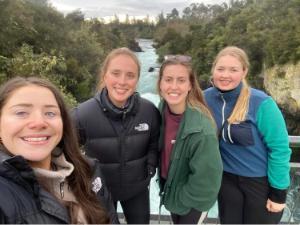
top-left (266, 199), bottom-right (285, 213)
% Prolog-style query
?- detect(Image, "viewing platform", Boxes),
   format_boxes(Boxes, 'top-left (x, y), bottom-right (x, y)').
top-left (119, 135), bottom-right (300, 224)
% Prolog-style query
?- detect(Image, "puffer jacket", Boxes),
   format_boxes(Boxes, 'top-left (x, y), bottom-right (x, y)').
top-left (0, 151), bottom-right (119, 224)
top-left (72, 89), bottom-right (161, 201)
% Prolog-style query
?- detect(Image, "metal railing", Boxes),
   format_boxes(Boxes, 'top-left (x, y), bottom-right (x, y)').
top-left (289, 136), bottom-right (300, 148)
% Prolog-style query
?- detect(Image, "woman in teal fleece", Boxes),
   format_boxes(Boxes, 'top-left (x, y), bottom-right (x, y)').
top-left (204, 46), bottom-right (291, 224)
top-left (157, 55), bottom-right (223, 224)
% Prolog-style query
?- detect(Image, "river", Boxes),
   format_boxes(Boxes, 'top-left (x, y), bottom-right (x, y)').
top-left (134, 39), bottom-right (300, 223)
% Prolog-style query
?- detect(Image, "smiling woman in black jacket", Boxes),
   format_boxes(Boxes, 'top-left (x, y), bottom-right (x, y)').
top-left (0, 77), bottom-right (118, 224)
top-left (73, 47), bottom-right (161, 224)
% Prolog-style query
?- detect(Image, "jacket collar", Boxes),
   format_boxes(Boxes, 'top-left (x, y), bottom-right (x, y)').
top-left (95, 88), bottom-right (140, 120)
top-left (0, 150), bottom-right (40, 196)
top-left (160, 101), bottom-right (206, 139)
top-left (214, 82), bottom-right (243, 102)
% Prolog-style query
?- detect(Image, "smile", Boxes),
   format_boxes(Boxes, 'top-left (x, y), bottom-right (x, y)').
top-left (22, 136), bottom-right (49, 142)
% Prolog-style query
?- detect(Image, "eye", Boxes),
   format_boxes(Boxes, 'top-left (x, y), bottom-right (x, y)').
top-left (15, 111), bottom-right (28, 117)
top-left (45, 111), bottom-right (57, 118)
top-left (217, 68), bottom-right (224, 72)
top-left (178, 78), bottom-right (186, 83)
top-left (127, 73), bottom-right (136, 79)
top-left (111, 71), bottom-right (120, 77)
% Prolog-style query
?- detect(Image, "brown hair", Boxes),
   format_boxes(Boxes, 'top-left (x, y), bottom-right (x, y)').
top-left (97, 47), bottom-right (141, 91)
top-left (157, 57), bottom-right (214, 122)
top-left (0, 77), bottom-right (110, 224)
top-left (211, 46), bottom-right (251, 124)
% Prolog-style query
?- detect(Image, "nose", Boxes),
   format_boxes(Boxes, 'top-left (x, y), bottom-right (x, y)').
top-left (171, 80), bottom-right (178, 89)
top-left (118, 74), bottom-right (126, 85)
top-left (220, 69), bottom-right (230, 77)
top-left (27, 113), bottom-right (47, 130)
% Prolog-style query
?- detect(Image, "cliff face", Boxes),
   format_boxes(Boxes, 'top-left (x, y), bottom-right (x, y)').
top-left (264, 62), bottom-right (300, 135)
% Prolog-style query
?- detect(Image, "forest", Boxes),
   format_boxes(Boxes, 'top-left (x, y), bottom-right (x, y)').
top-left (0, 0), bottom-right (299, 105)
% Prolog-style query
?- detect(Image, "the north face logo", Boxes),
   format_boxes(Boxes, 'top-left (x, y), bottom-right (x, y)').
top-left (135, 123), bottom-right (149, 131)
top-left (92, 177), bottom-right (102, 193)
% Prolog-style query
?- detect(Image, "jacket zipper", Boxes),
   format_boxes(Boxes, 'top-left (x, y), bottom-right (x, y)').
top-left (220, 94), bottom-right (227, 142)
top-left (60, 182), bottom-right (64, 199)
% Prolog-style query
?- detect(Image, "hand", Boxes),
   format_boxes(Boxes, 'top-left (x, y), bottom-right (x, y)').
top-left (266, 199), bottom-right (285, 213)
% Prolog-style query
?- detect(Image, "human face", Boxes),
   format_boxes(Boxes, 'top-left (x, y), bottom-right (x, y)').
top-left (0, 85), bottom-right (63, 170)
top-left (104, 54), bottom-right (139, 108)
top-left (160, 64), bottom-right (191, 114)
top-left (212, 55), bottom-right (248, 91)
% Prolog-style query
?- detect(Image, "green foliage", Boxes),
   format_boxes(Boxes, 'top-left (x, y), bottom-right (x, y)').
top-left (153, 0), bottom-right (300, 87)
top-left (0, 0), bottom-right (152, 103)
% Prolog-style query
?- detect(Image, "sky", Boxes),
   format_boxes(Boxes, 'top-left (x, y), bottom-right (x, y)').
top-left (48, 0), bottom-right (228, 21)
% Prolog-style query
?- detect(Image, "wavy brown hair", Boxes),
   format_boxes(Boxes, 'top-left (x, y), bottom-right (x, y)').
top-left (0, 76), bottom-right (110, 224)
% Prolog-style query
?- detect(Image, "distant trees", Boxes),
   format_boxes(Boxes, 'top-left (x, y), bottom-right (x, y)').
top-left (1, 0), bottom-right (299, 101)
top-left (153, 0), bottom-right (300, 88)
top-left (0, 0), bottom-right (154, 105)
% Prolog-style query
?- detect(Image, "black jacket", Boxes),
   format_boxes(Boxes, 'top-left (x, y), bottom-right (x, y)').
top-left (73, 90), bottom-right (161, 201)
top-left (0, 151), bottom-right (119, 224)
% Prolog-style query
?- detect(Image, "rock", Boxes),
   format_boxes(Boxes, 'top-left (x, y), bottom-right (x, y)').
top-left (128, 40), bottom-right (143, 52)
top-left (264, 62), bottom-right (300, 134)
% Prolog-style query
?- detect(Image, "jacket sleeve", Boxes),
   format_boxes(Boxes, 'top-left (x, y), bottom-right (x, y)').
top-left (71, 107), bottom-right (87, 146)
top-left (0, 207), bottom-right (6, 223)
top-left (89, 158), bottom-right (120, 224)
top-left (146, 106), bottom-right (161, 177)
top-left (178, 133), bottom-right (223, 211)
top-left (256, 97), bottom-right (291, 203)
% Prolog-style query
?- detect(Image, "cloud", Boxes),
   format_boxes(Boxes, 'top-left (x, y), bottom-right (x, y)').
top-left (49, 0), bottom-right (227, 18)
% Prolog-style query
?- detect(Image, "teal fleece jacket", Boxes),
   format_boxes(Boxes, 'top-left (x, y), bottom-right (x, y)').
top-left (159, 101), bottom-right (223, 215)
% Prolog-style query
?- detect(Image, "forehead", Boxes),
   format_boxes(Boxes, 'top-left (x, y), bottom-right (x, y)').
top-left (108, 54), bottom-right (138, 70)
top-left (163, 64), bottom-right (189, 77)
top-left (216, 55), bottom-right (243, 67)
top-left (5, 85), bottom-right (58, 106)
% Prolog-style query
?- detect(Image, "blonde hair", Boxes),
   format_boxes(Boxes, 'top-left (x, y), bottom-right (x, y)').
top-left (157, 58), bottom-right (214, 122)
top-left (97, 47), bottom-right (140, 91)
top-left (212, 46), bottom-right (251, 124)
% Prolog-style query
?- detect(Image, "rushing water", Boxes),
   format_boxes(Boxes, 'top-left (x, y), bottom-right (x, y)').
top-left (134, 39), bottom-right (300, 223)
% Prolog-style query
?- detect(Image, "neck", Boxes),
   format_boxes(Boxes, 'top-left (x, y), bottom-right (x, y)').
top-left (167, 103), bottom-right (186, 115)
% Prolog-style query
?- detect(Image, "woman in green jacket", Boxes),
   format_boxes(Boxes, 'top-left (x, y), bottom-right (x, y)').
top-left (157, 55), bottom-right (223, 224)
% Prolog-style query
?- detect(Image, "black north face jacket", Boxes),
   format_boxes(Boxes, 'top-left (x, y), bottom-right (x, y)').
top-left (73, 89), bottom-right (161, 201)
top-left (0, 151), bottom-right (119, 224)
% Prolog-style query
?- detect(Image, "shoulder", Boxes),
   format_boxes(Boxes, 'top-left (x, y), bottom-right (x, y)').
top-left (204, 87), bottom-right (216, 97)
top-left (139, 96), bottom-right (159, 110)
top-left (250, 88), bottom-right (270, 105)
top-left (73, 96), bottom-right (101, 120)
top-left (76, 96), bottom-right (99, 111)
top-left (138, 96), bottom-right (160, 118)
top-left (184, 106), bottom-right (216, 136)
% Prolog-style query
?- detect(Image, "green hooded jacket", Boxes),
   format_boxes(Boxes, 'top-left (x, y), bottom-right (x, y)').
top-left (159, 101), bottom-right (223, 215)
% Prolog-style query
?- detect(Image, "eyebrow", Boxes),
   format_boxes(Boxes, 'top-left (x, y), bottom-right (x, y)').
top-left (9, 103), bottom-right (59, 109)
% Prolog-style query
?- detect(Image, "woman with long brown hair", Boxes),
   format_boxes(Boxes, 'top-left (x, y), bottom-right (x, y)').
top-left (0, 76), bottom-right (118, 224)
top-left (157, 55), bottom-right (222, 224)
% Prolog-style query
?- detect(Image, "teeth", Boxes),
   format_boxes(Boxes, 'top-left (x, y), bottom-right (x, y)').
top-left (169, 93), bottom-right (179, 96)
top-left (23, 137), bottom-right (48, 142)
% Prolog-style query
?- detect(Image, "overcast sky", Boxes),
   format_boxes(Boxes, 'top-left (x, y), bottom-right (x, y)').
top-left (48, 0), bottom-right (228, 19)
